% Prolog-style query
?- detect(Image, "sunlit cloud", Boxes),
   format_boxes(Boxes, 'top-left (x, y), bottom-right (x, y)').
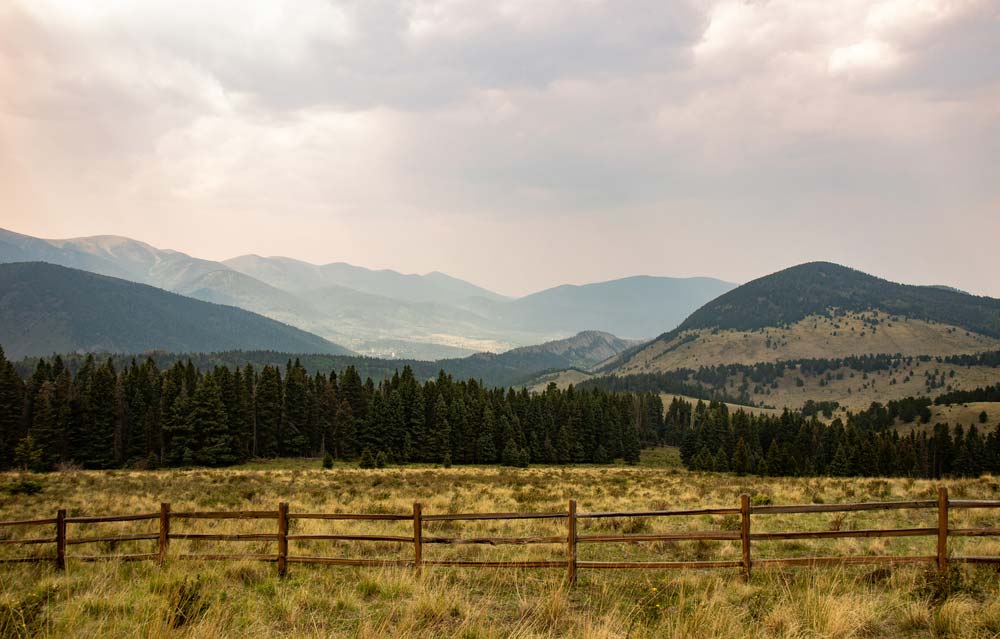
top-left (0, 0), bottom-right (997, 296)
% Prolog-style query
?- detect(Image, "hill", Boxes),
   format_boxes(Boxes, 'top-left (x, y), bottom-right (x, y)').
top-left (468, 275), bottom-right (736, 339)
top-left (0, 262), bottom-right (351, 358)
top-left (436, 330), bottom-right (637, 386)
top-left (608, 262), bottom-right (1000, 375)
top-left (672, 262), bottom-right (1000, 337)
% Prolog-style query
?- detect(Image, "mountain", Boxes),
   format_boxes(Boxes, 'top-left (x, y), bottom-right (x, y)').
top-left (0, 227), bottom-right (228, 291)
top-left (672, 262), bottom-right (1000, 337)
top-left (606, 262), bottom-right (1000, 375)
top-left (0, 227), bottom-right (734, 358)
top-left (224, 254), bottom-right (508, 304)
top-left (478, 275), bottom-right (736, 338)
top-left (435, 330), bottom-right (638, 386)
top-left (0, 262), bottom-right (351, 359)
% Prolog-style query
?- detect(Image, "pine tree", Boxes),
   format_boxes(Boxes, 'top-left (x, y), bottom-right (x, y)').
top-left (375, 450), bottom-right (388, 468)
top-left (189, 375), bottom-right (236, 467)
top-left (829, 444), bottom-right (851, 477)
top-left (622, 420), bottom-right (641, 465)
top-left (14, 435), bottom-right (44, 472)
top-left (429, 395), bottom-right (451, 463)
top-left (255, 366), bottom-right (282, 457)
top-left (81, 360), bottom-right (118, 468)
top-left (322, 452), bottom-right (334, 469)
top-left (333, 399), bottom-right (355, 460)
top-left (501, 437), bottom-right (520, 467)
top-left (715, 446), bottom-right (730, 472)
top-left (477, 405), bottom-right (497, 464)
top-left (359, 447), bottom-right (376, 469)
top-left (30, 381), bottom-right (62, 470)
top-left (281, 362), bottom-right (309, 456)
top-left (731, 437), bottom-right (749, 476)
top-left (593, 444), bottom-right (609, 464)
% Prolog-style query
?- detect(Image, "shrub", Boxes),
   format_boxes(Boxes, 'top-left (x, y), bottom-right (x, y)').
top-left (375, 451), bottom-right (388, 469)
top-left (2, 479), bottom-right (43, 496)
top-left (322, 453), bottom-right (334, 470)
top-left (358, 448), bottom-right (376, 469)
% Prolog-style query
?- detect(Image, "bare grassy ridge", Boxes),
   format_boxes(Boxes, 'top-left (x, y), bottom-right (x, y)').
top-left (738, 364), bottom-right (1000, 413)
top-left (3, 462), bottom-right (1000, 637)
top-left (615, 313), bottom-right (1000, 376)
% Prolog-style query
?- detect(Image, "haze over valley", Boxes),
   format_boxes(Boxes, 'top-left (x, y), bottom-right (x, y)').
top-left (0, 226), bottom-right (733, 359)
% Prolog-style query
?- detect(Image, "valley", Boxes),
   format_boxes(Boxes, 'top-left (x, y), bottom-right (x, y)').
top-left (0, 227), bottom-right (734, 359)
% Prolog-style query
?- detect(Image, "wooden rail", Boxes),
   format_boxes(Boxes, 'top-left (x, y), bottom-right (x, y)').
top-left (1, 487), bottom-right (998, 578)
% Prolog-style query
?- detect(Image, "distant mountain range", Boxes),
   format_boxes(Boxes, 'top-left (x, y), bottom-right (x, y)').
top-left (0, 262), bottom-right (350, 359)
top-left (0, 227), bottom-right (733, 358)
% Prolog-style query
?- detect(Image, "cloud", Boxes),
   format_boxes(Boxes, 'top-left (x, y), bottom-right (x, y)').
top-left (0, 0), bottom-right (998, 296)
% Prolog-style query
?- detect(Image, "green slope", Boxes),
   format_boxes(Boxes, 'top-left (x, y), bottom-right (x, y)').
top-left (0, 262), bottom-right (352, 358)
top-left (672, 262), bottom-right (1000, 337)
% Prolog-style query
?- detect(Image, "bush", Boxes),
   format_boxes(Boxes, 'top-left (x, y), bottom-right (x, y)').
top-left (375, 451), bottom-right (388, 469)
top-left (322, 453), bottom-right (334, 470)
top-left (358, 448), bottom-right (376, 469)
top-left (2, 479), bottom-right (43, 496)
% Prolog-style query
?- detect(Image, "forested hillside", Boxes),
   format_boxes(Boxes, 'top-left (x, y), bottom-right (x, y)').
top-left (0, 347), bottom-right (660, 470)
top-left (11, 331), bottom-right (635, 389)
top-left (672, 261), bottom-right (1000, 337)
top-left (0, 263), bottom-right (350, 358)
top-left (666, 396), bottom-right (1000, 479)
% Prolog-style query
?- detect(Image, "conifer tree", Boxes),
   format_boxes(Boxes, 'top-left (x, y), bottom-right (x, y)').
top-left (332, 399), bottom-right (355, 459)
top-left (731, 437), bottom-right (749, 476)
top-left (255, 366), bottom-right (282, 457)
top-left (429, 395), bottom-right (451, 463)
top-left (189, 374), bottom-right (236, 467)
top-left (82, 359), bottom-right (118, 468)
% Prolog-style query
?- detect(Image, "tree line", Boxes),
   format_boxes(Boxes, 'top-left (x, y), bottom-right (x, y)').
top-left (668, 397), bottom-right (1000, 478)
top-left (583, 350), bottom-right (1000, 407)
top-left (0, 347), bottom-right (663, 471)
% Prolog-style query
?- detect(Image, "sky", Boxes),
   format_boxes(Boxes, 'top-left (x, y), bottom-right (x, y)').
top-left (1, 0), bottom-right (998, 298)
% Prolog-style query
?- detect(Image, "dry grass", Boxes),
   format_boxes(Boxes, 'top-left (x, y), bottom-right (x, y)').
top-left (2, 461), bottom-right (1000, 637)
top-left (742, 365), bottom-right (1000, 414)
top-left (616, 312), bottom-right (999, 376)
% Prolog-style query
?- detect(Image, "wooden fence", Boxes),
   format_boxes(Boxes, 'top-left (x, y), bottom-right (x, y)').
top-left (1, 487), bottom-right (998, 582)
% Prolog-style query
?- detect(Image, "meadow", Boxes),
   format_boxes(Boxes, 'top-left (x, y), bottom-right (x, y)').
top-left (2, 453), bottom-right (1000, 638)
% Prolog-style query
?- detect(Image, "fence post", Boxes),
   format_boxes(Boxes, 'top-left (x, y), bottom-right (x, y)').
top-left (278, 502), bottom-right (289, 578)
top-left (567, 499), bottom-right (577, 585)
top-left (740, 494), bottom-right (751, 580)
top-left (937, 487), bottom-right (949, 573)
top-left (56, 509), bottom-right (66, 571)
top-left (158, 502), bottom-right (170, 566)
top-left (413, 502), bottom-right (423, 576)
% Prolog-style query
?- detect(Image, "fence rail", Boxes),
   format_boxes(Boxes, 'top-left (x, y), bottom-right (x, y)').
top-left (1, 487), bottom-right (998, 580)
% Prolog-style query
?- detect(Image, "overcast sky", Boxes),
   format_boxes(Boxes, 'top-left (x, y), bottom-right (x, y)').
top-left (2, 0), bottom-right (998, 297)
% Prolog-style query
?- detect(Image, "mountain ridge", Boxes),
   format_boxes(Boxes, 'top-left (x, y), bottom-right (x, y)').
top-left (0, 262), bottom-right (352, 359)
top-left (607, 261), bottom-right (1000, 376)
top-left (0, 227), bottom-right (735, 358)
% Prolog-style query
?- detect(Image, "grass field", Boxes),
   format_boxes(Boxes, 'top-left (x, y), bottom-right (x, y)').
top-left (3, 454), bottom-right (1000, 638)
top-left (614, 313), bottom-right (1000, 376)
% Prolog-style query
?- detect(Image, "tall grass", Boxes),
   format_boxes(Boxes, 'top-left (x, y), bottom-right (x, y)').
top-left (2, 462), bottom-right (999, 637)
